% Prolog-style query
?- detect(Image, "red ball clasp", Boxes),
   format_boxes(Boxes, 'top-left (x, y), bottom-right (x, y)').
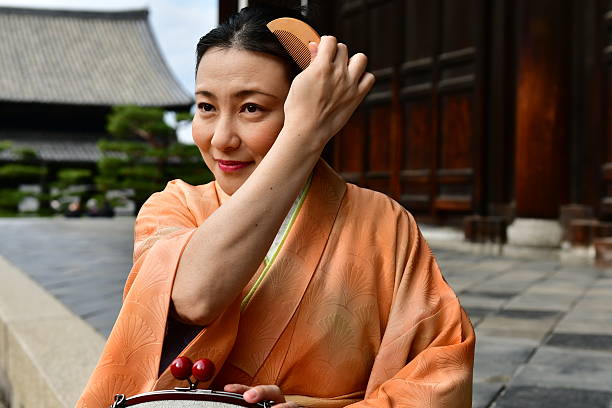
top-left (170, 356), bottom-right (215, 390)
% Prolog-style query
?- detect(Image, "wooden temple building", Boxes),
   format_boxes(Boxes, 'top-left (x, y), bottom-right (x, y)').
top-left (222, 0), bottom-right (612, 253)
top-left (0, 7), bottom-right (192, 170)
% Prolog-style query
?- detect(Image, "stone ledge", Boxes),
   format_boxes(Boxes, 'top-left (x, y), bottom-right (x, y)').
top-left (0, 255), bottom-right (104, 407)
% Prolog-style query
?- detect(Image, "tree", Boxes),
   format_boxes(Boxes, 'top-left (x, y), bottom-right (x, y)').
top-left (51, 168), bottom-right (94, 215)
top-left (97, 106), bottom-right (212, 214)
top-left (0, 142), bottom-right (47, 216)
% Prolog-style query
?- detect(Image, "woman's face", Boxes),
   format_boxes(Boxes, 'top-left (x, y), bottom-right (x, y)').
top-left (193, 47), bottom-right (291, 195)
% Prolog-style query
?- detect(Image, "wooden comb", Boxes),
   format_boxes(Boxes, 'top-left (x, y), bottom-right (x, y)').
top-left (266, 17), bottom-right (320, 70)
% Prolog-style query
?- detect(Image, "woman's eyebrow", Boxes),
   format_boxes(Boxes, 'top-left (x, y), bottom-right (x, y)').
top-left (195, 90), bottom-right (215, 98)
top-left (194, 89), bottom-right (279, 100)
top-left (233, 89), bottom-right (279, 100)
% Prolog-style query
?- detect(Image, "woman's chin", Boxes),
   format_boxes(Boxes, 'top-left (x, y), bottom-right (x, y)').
top-left (214, 167), bottom-right (255, 195)
top-left (216, 178), bottom-right (244, 196)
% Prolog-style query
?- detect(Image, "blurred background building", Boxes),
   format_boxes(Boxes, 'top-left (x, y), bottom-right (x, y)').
top-left (0, 7), bottom-right (192, 170)
top-left (0, 6), bottom-right (200, 217)
top-left (223, 0), bottom-right (612, 256)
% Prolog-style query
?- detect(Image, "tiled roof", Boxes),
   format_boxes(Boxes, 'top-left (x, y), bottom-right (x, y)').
top-left (0, 131), bottom-right (106, 163)
top-left (0, 7), bottom-right (193, 107)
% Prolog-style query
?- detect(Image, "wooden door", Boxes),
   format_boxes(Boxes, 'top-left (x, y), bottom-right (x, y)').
top-left (331, 0), bottom-right (486, 218)
top-left (400, 0), bottom-right (485, 217)
top-left (332, 0), bottom-right (400, 197)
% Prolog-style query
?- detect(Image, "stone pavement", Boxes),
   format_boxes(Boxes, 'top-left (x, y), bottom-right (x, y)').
top-left (0, 218), bottom-right (132, 337)
top-left (1, 217), bottom-right (612, 407)
top-left (433, 250), bottom-right (612, 407)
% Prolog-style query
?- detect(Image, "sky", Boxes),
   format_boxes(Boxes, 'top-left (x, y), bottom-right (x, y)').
top-left (0, 0), bottom-right (219, 142)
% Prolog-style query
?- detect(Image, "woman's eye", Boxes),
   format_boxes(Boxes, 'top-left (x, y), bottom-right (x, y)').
top-left (243, 103), bottom-right (261, 113)
top-left (198, 103), bottom-right (214, 112)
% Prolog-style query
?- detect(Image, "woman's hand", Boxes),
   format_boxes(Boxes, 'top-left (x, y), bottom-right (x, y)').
top-left (282, 35), bottom-right (375, 151)
top-left (224, 383), bottom-right (298, 407)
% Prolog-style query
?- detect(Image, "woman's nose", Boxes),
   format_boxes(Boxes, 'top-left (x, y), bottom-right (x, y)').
top-left (210, 115), bottom-right (240, 151)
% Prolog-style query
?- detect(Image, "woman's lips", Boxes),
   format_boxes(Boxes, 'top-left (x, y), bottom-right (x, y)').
top-left (217, 159), bottom-right (253, 172)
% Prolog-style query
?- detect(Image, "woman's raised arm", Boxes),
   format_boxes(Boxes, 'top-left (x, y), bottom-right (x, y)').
top-left (171, 36), bottom-right (375, 326)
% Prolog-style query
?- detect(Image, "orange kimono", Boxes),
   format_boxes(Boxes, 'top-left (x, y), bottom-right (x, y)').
top-left (77, 160), bottom-right (475, 408)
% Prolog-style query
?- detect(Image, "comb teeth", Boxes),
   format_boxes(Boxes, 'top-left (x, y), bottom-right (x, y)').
top-left (271, 29), bottom-right (312, 70)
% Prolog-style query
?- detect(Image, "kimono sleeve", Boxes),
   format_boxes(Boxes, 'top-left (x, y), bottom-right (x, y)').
top-left (123, 180), bottom-right (200, 299)
top-left (348, 211), bottom-right (475, 408)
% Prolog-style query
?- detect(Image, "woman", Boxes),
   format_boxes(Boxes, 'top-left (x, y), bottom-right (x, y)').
top-left (78, 6), bottom-right (474, 408)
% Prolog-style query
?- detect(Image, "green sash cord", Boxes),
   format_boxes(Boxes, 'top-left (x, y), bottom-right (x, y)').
top-left (240, 174), bottom-right (313, 311)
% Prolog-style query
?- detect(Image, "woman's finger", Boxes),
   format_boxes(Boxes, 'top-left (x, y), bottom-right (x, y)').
top-left (223, 383), bottom-right (251, 394)
top-left (272, 402), bottom-right (299, 408)
top-left (347, 53), bottom-right (368, 82)
top-left (308, 41), bottom-right (318, 62)
top-left (357, 71), bottom-right (376, 97)
top-left (334, 43), bottom-right (349, 67)
top-left (243, 384), bottom-right (285, 404)
top-left (313, 35), bottom-right (338, 65)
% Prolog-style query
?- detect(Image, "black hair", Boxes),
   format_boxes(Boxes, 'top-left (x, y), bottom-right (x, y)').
top-left (195, 5), bottom-right (313, 81)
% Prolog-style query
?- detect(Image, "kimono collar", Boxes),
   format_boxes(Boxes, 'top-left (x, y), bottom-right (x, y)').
top-left (214, 181), bottom-right (230, 205)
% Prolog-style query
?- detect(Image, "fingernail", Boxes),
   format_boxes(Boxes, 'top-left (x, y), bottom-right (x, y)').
top-left (245, 390), bottom-right (257, 399)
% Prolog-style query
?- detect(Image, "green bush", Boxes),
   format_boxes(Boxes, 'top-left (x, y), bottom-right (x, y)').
top-left (119, 164), bottom-right (161, 179)
top-left (55, 168), bottom-right (93, 186)
top-left (168, 143), bottom-right (202, 160)
top-left (0, 141), bottom-right (12, 153)
top-left (0, 189), bottom-right (25, 215)
top-left (0, 164), bottom-right (47, 183)
top-left (13, 148), bottom-right (38, 162)
top-left (50, 168), bottom-right (95, 213)
top-left (97, 157), bottom-right (129, 174)
top-left (0, 142), bottom-right (47, 216)
top-left (98, 140), bottom-right (147, 157)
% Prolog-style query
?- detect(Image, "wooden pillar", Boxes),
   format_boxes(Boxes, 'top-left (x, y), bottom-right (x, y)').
top-left (601, 2), bottom-right (612, 219)
top-left (514, 0), bottom-right (570, 219)
top-left (568, 0), bottom-right (603, 209)
top-left (218, 1), bottom-right (238, 24)
top-left (486, 0), bottom-right (515, 217)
